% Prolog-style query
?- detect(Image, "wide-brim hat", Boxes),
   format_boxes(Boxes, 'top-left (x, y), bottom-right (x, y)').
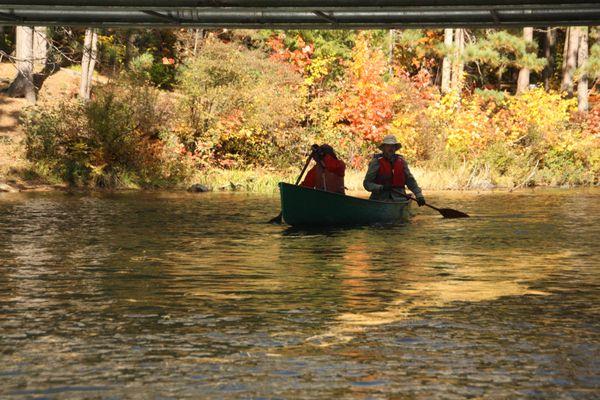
top-left (378, 135), bottom-right (402, 150)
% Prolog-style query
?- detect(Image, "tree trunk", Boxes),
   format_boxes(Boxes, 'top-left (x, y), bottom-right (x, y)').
top-left (193, 28), bottom-right (203, 56)
top-left (542, 28), bottom-right (556, 91)
top-left (124, 29), bottom-right (136, 68)
top-left (388, 29), bottom-right (395, 76)
top-left (562, 26), bottom-right (580, 96)
top-left (441, 28), bottom-right (453, 93)
top-left (451, 28), bottom-right (464, 91)
top-left (79, 28), bottom-right (98, 100)
top-left (6, 26), bottom-right (36, 103)
top-left (577, 26), bottom-right (589, 112)
top-left (517, 27), bottom-right (534, 94)
top-left (79, 29), bottom-right (92, 98)
top-left (561, 27), bottom-right (569, 78)
top-left (32, 26), bottom-right (47, 67)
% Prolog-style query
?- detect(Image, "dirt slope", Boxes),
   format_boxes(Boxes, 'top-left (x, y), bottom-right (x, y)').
top-left (0, 63), bottom-right (83, 187)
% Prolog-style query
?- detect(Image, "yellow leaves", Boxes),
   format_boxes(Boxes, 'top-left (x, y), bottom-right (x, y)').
top-left (89, 163), bottom-right (107, 177)
top-left (445, 116), bottom-right (486, 156)
top-left (304, 55), bottom-right (334, 87)
top-left (302, 55), bottom-right (335, 93)
top-left (500, 88), bottom-right (577, 146)
top-left (424, 87), bottom-right (587, 162)
top-left (389, 111), bottom-right (421, 160)
top-left (429, 90), bottom-right (461, 123)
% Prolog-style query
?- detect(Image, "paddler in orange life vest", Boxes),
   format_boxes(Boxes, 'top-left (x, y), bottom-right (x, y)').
top-left (301, 144), bottom-right (346, 195)
top-left (363, 135), bottom-right (426, 205)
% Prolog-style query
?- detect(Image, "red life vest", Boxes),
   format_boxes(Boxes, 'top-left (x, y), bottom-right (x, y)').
top-left (374, 154), bottom-right (406, 188)
top-left (314, 165), bottom-right (345, 194)
top-left (301, 154), bottom-right (346, 194)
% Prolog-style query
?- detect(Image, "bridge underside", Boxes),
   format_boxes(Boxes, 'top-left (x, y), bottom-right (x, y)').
top-left (0, 1), bottom-right (599, 28)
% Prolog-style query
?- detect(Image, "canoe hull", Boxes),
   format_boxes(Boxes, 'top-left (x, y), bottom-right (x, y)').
top-left (279, 182), bottom-right (410, 227)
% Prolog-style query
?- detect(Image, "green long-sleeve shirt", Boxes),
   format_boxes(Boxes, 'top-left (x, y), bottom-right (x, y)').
top-left (363, 154), bottom-right (423, 202)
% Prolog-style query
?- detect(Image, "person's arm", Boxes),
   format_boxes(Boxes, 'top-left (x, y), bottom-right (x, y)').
top-left (403, 159), bottom-right (425, 203)
top-left (363, 158), bottom-right (383, 193)
top-left (336, 159), bottom-right (346, 177)
top-left (323, 155), bottom-right (345, 177)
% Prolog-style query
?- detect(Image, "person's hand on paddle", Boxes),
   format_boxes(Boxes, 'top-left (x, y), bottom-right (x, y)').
top-left (416, 196), bottom-right (426, 207)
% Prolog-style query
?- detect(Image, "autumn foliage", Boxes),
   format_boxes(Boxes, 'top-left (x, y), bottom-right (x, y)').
top-left (20, 28), bottom-right (600, 188)
top-left (335, 33), bottom-right (396, 143)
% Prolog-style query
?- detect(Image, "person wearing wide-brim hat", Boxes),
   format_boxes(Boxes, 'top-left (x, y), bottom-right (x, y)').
top-left (363, 135), bottom-right (426, 204)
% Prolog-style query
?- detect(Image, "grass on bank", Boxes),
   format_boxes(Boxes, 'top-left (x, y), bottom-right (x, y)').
top-left (5, 140), bottom-right (598, 193)
top-left (4, 162), bottom-right (597, 194)
top-left (183, 162), bottom-right (597, 194)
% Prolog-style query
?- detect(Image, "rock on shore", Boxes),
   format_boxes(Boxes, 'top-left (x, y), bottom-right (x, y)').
top-left (188, 184), bottom-right (212, 193)
top-left (0, 183), bottom-right (19, 193)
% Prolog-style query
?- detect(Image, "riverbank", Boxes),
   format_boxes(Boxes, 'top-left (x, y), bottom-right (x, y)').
top-left (0, 98), bottom-right (556, 194)
top-left (0, 124), bottom-right (597, 194)
top-left (1, 114), bottom-right (597, 194)
top-left (0, 63), bottom-right (82, 192)
top-left (2, 164), bottom-right (598, 195)
top-left (1, 63), bottom-right (598, 194)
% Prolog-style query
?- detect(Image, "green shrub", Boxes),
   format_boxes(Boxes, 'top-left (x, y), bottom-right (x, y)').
top-left (23, 79), bottom-right (192, 188)
top-left (128, 52), bottom-right (154, 81)
top-left (128, 52), bottom-right (176, 89)
top-left (149, 62), bottom-right (176, 89)
top-left (176, 39), bottom-right (306, 168)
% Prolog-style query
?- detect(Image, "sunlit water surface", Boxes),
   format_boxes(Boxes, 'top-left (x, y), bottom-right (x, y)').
top-left (0, 189), bottom-right (598, 399)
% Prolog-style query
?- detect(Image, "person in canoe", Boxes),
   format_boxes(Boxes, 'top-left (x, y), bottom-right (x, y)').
top-left (363, 135), bottom-right (426, 205)
top-left (301, 144), bottom-right (346, 194)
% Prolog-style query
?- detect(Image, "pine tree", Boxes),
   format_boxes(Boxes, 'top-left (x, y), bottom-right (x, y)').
top-left (542, 28), bottom-right (557, 90)
top-left (451, 29), bottom-right (464, 91)
top-left (562, 27), bottom-right (580, 96)
top-left (465, 30), bottom-right (546, 91)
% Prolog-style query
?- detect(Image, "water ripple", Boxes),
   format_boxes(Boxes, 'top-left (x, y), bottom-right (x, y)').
top-left (0, 189), bottom-right (598, 398)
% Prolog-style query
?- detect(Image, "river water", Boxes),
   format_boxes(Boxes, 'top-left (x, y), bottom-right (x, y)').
top-left (0, 189), bottom-right (598, 399)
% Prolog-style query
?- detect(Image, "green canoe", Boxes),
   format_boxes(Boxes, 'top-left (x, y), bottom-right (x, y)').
top-left (278, 182), bottom-right (410, 227)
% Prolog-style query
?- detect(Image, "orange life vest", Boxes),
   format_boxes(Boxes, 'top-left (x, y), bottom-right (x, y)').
top-left (374, 154), bottom-right (406, 188)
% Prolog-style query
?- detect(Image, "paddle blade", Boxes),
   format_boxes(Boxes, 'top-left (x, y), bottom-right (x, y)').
top-left (268, 212), bottom-right (283, 224)
top-left (438, 208), bottom-right (470, 219)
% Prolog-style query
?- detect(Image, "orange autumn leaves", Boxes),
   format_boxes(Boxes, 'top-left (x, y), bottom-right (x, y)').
top-left (268, 34), bottom-right (314, 73)
top-left (268, 32), bottom-right (398, 144)
top-left (335, 33), bottom-right (396, 143)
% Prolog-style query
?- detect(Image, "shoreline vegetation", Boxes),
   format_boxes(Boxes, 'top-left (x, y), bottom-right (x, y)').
top-left (1, 166), bottom-right (597, 195)
top-left (1, 28), bottom-right (599, 194)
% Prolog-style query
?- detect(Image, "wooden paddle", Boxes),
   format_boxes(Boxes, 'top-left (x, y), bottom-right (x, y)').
top-left (268, 151), bottom-right (314, 224)
top-left (393, 190), bottom-right (469, 219)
